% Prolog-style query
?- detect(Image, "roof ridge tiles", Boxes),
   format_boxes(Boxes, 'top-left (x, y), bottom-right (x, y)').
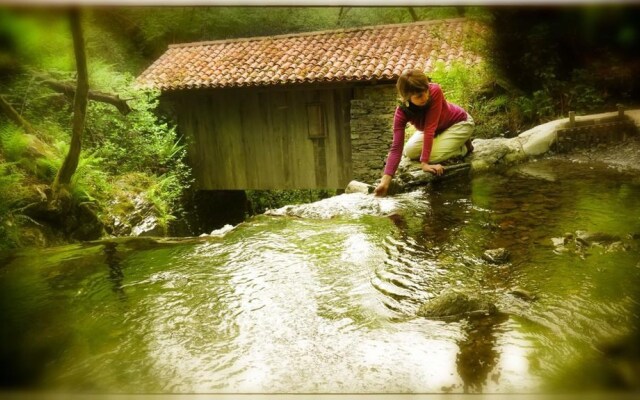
top-left (167, 17), bottom-right (469, 49)
top-left (138, 18), bottom-right (484, 90)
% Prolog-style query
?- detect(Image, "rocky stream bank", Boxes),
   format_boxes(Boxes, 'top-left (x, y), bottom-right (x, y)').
top-left (8, 108), bottom-right (640, 249)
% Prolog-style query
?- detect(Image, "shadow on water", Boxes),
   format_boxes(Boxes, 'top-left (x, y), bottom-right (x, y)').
top-left (456, 313), bottom-right (509, 393)
top-left (386, 175), bottom-right (515, 392)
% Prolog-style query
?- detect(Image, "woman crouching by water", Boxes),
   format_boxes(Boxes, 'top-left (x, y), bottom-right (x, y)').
top-left (374, 69), bottom-right (475, 197)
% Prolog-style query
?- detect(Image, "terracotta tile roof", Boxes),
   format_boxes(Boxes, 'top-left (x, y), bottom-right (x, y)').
top-left (137, 18), bottom-right (483, 90)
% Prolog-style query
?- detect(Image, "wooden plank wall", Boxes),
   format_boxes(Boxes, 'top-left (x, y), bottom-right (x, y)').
top-left (172, 86), bottom-right (352, 190)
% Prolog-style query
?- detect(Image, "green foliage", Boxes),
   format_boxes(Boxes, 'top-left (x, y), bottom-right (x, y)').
top-left (0, 161), bottom-right (28, 214)
top-left (68, 151), bottom-right (110, 203)
top-left (486, 7), bottom-right (640, 106)
top-left (0, 162), bottom-right (29, 250)
top-left (0, 9), bottom-right (193, 245)
top-left (429, 61), bottom-right (486, 109)
top-left (426, 53), bottom-right (615, 138)
top-left (0, 9), bottom-right (74, 75)
top-left (84, 78), bottom-right (185, 176)
top-left (501, 67), bottom-right (607, 131)
top-left (514, 90), bottom-right (554, 123)
top-left (0, 123), bottom-right (61, 180)
top-left (335, 7), bottom-right (461, 28)
top-left (145, 173), bottom-right (183, 230)
top-left (103, 171), bottom-right (188, 232)
top-left (81, 74), bottom-right (194, 222)
top-left (85, 92), bottom-right (191, 228)
top-left (0, 124), bottom-right (30, 161)
top-left (427, 61), bottom-right (512, 138)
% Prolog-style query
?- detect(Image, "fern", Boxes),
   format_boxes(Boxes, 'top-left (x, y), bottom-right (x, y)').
top-left (0, 162), bottom-right (27, 211)
top-left (0, 162), bottom-right (29, 249)
top-left (0, 124), bottom-right (30, 161)
top-left (69, 151), bottom-right (110, 203)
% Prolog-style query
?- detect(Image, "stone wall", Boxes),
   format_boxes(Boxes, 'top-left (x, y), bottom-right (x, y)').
top-left (350, 85), bottom-right (402, 183)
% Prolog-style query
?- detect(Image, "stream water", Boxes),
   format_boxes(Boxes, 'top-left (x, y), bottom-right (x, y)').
top-left (1, 159), bottom-right (639, 394)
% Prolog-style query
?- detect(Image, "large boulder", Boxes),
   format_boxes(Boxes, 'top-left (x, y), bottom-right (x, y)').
top-left (470, 137), bottom-right (526, 172)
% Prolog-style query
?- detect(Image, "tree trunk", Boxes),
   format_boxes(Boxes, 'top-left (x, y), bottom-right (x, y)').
top-left (337, 7), bottom-right (350, 23)
top-left (407, 7), bottom-right (420, 22)
top-left (53, 8), bottom-right (89, 190)
top-left (0, 95), bottom-right (37, 135)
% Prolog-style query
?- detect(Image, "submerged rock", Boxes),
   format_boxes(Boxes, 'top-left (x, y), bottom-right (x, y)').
top-left (417, 290), bottom-right (498, 322)
top-left (605, 241), bottom-right (631, 253)
top-left (552, 230), bottom-right (634, 255)
top-left (482, 248), bottom-right (510, 264)
top-left (508, 287), bottom-right (537, 302)
top-left (575, 230), bottom-right (621, 246)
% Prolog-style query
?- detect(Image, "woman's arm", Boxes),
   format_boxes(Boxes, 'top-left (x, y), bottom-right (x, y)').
top-left (420, 84), bottom-right (443, 164)
top-left (375, 107), bottom-right (407, 196)
top-left (383, 107), bottom-right (408, 177)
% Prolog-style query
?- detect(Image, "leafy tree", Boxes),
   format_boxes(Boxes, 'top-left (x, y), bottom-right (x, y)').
top-left (486, 6), bottom-right (640, 101)
top-left (0, 8), bottom-right (193, 245)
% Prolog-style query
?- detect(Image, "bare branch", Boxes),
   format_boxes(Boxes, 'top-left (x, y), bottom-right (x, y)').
top-left (0, 95), bottom-right (37, 135)
top-left (39, 77), bottom-right (132, 115)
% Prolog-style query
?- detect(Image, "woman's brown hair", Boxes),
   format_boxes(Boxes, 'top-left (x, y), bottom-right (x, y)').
top-left (396, 69), bottom-right (431, 106)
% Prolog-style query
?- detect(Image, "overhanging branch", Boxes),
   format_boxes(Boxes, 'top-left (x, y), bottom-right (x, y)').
top-left (39, 78), bottom-right (132, 115)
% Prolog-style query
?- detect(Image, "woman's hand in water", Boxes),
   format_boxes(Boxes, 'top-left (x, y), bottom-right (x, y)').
top-left (422, 163), bottom-right (444, 176)
top-left (374, 174), bottom-right (393, 197)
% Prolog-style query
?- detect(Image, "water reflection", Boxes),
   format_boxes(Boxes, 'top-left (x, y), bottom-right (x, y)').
top-left (456, 313), bottom-right (509, 393)
top-left (421, 178), bottom-right (474, 248)
top-left (0, 160), bottom-right (639, 393)
top-left (103, 242), bottom-right (126, 301)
